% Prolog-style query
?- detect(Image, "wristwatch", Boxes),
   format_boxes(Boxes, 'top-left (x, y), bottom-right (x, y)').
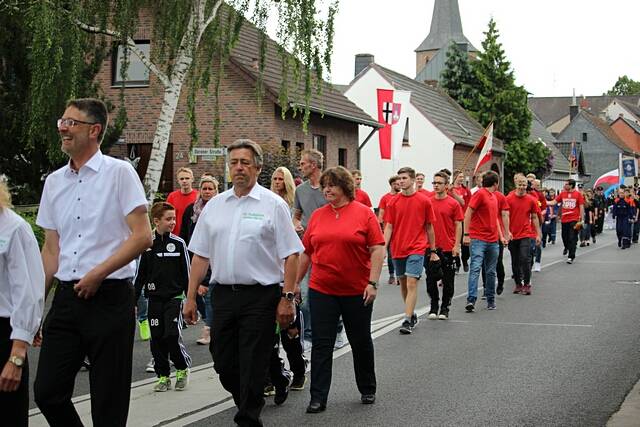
top-left (368, 280), bottom-right (378, 289)
top-left (428, 249), bottom-right (437, 254)
top-left (281, 291), bottom-right (295, 302)
top-left (8, 355), bottom-right (25, 367)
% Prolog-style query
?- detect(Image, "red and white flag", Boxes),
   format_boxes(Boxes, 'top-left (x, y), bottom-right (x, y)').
top-left (474, 122), bottom-right (494, 174)
top-left (376, 89), bottom-right (410, 160)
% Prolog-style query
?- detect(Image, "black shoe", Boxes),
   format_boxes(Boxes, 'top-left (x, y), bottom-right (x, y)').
top-left (563, 248), bottom-right (568, 255)
top-left (361, 394), bottom-right (376, 404)
top-left (274, 382), bottom-right (290, 405)
top-left (496, 283), bottom-right (504, 295)
top-left (465, 302), bottom-right (475, 313)
top-left (438, 308), bottom-right (449, 320)
top-left (410, 313), bottom-right (419, 327)
top-left (306, 401), bottom-right (326, 413)
top-left (463, 261), bottom-right (469, 272)
top-left (399, 320), bottom-right (413, 335)
top-left (290, 375), bottom-right (306, 391)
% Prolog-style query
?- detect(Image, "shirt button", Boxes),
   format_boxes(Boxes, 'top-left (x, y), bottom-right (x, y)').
top-left (73, 269), bottom-right (76, 273)
top-left (74, 251), bottom-right (77, 255)
top-left (77, 216), bottom-right (80, 220)
top-left (78, 234), bottom-right (81, 238)
top-left (79, 180), bottom-right (82, 183)
top-left (77, 198), bottom-right (81, 201)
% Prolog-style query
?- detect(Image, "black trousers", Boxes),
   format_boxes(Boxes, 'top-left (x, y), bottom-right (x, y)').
top-left (280, 304), bottom-right (305, 377)
top-left (0, 318), bottom-right (29, 427)
top-left (482, 243), bottom-right (504, 286)
top-left (595, 213), bottom-right (605, 235)
top-left (561, 221), bottom-right (579, 259)
top-left (267, 334), bottom-right (290, 391)
top-left (508, 238), bottom-right (532, 286)
top-left (425, 250), bottom-right (455, 311)
top-left (148, 297), bottom-right (191, 377)
top-left (34, 280), bottom-right (135, 427)
top-left (308, 288), bottom-right (376, 405)
top-left (211, 284), bottom-right (280, 427)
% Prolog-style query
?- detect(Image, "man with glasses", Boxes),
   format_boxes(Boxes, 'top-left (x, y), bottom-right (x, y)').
top-left (425, 172), bottom-right (463, 320)
top-left (35, 98), bottom-right (152, 426)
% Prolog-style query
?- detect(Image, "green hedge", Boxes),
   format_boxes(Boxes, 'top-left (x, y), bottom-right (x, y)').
top-left (17, 211), bottom-right (45, 248)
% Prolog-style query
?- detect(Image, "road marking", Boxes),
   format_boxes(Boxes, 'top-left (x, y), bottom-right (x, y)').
top-left (447, 319), bottom-right (593, 328)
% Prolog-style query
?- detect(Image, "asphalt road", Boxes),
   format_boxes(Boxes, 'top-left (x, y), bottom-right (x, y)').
top-left (26, 229), bottom-right (640, 426)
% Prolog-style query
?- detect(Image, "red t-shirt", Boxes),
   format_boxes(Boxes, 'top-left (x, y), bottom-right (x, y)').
top-left (166, 189), bottom-right (199, 237)
top-left (452, 186), bottom-right (472, 209)
top-left (506, 192), bottom-right (541, 239)
top-left (468, 188), bottom-right (499, 242)
top-left (419, 188), bottom-right (434, 197)
top-left (384, 191), bottom-right (436, 258)
top-left (303, 202), bottom-right (384, 296)
top-left (430, 195), bottom-right (464, 251)
top-left (555, 190), bottom-right (584, 223)
top-left (494, 190), bottom-right (510, 233)
top-left (378, 192), bottom-right (395, 211)
top-left (355, 188), bottom-right (372, 207)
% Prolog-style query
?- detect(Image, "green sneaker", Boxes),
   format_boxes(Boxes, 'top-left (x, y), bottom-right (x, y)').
top-left (174, 369), bottom-right (189, 391)
top-left (139, 320), bottom-right (151, 341)
top-left (153, 376), bottom-right (171, 392)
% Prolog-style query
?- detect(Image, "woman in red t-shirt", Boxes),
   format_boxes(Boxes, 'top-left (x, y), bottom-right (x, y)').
top-left (296, 166), bottom-right (385, 413)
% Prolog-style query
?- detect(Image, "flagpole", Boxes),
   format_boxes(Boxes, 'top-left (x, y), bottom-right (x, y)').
top-left (459, 121), bottom-right (493, 175)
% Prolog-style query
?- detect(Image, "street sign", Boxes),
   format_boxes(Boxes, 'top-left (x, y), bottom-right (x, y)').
top-left (191, 147), bottom-right (225, 156)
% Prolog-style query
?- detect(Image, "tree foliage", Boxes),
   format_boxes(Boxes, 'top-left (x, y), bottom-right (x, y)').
top-left (257, 144), bottom-right (301, 189)
top-left (606, 75), bottom-right (640, 96)
top-left (504, 139), bottom-right (553, 190)
top-left (439, 41), bottom-right (476, 110)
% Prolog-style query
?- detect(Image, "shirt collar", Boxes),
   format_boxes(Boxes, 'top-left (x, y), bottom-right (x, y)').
top-left (63, 150), bottom-right (104, 177)
top-left (224, 183), bottom-right (263, 202)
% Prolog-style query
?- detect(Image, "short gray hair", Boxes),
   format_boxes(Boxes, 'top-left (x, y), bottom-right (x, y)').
top-left (301, 149), bottom-right (324, 170)
top-left (227, 139), bottom-right (263, 168)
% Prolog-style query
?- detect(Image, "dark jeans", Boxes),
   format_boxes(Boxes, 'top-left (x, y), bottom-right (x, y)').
top-left (561, 221), bottom-right (579, 259)
top-left (542, 219), bottom-right (556, 246)
top-left (509, 238), bottom-right (532, 285)
top-left (211, 284), bottom-right (280, 427)
top-left (633, 221), bottom-right (640, 242)
top-left (0, 318), bottom-right (29, 427)
top-left (308, 289), bottom-right (376, 405)
top-left (34, 280), bottom-right (135, 427)
top-left (387, 243), bottom-right (395, 276)
top-left (425, 250), bottom-right (455, 312)
top-left (148, 297), bottom-right (191, 377)
top-left (482, 242), bottom-right (504, 286)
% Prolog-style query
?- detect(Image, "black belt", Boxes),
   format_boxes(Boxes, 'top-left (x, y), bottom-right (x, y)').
top-left (58, 278), bottom-right (131, 287)
top-left (215, 283), bottom-right (279, 291)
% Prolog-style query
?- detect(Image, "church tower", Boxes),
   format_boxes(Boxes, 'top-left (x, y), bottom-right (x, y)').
top-left (415, 0), bottom-right (478, 84)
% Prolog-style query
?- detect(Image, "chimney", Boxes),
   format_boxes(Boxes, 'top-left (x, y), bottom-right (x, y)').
top-left (569, 89), bottom-right (579, 121)
top-left (354, 54), bottom-right (374, 78)
top-left (579, 95), bottom-right (589, 110)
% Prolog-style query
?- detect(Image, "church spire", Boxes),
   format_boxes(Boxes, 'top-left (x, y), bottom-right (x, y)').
top-left (415, 0), bottom-right (477, 53)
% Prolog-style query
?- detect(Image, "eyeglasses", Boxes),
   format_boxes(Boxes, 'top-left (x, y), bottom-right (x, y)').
top-left (432, 181), bottom-right (446, 185)
top-left (57, 118), bottom-right (97, 129)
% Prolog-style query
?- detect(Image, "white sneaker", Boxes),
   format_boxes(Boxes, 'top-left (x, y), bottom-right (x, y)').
top-left (145, 358), bottom-right (155, 373)
top-left (334, 331), bottom-right (348, 349)
top-left (533, 262), bottom-right (541, 272)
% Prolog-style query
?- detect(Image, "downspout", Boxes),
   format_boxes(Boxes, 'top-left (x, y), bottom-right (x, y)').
top-left (357, 127), bottom-right (379, 169)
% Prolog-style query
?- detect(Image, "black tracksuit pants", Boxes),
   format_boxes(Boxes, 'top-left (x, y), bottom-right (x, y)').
top-left (0, 318), bottom-right (29, 427)
top-left (148, 297), bottom-right (191, 377)
top-left (425, 250), bottom-right (455, 312)
top-left (34, 280), bottom-right (135, 427)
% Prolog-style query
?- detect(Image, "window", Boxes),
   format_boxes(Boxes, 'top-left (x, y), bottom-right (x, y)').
top-left (112, 41), bottom-right (150, 87)
top-left (295, 142), bottom-right (305, 154)
top-left (582, 132), bottom-right (588, 142)
top-left (402, 117), bottom-right (410, 146)
top-left (338, 148), bottom-right (347, 167)
top-left (313, 135), bottom-right (327, 167)
top-left (281, 140), bottom-right (290, 154)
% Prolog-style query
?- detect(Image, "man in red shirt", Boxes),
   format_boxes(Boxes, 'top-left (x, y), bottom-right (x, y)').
top-left (506, 174), bottom-right (542, 295)
top-left (415, 172), bottom-right (433, 197)
top-left (463, 171), bottom-right (508, 312)
top-left (378, 175), bottom-right (400, 284)
top-left (451, 170), bottom-right (472, 272)
top-left (351, 170), bottom-right (372, 207)
top-left (527, 175), bottom-right (547, 272)
top-left (166, 167), bottom-right (199, 237)
top-left (384, 167), bottom-right (438, 334)
top-left (554, 179), bottom-right (585, 263)
top-left (426, 172), bottom-right (463, 320)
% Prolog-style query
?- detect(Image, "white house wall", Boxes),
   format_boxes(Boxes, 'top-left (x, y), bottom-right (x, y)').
top-left (345, 68), bottom-right (454, 207)
top-left (605, 101), bottom-right (640, 125)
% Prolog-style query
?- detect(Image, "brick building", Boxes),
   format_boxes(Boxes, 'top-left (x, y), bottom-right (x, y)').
top-left (98, 8), bottom-right (378, 193)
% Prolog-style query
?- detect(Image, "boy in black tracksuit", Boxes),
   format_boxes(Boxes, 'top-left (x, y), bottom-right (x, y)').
top-left (612, 188), bottom-right (637, 249)
top-left (134, 202), bottom-right (192, 391)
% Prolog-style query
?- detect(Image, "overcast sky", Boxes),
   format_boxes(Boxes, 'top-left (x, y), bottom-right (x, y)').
top-left (323, 0), bottom-right (639, 97)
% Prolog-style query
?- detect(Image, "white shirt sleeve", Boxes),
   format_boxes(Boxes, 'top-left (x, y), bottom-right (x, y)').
top-left (117, 162), bottom-right (148, 216)
top-left (274, 200), bottom-right (304, 260)
top-left (36, 178), bottom-right (56, 230)
top-left (7, 221), bottom-right (45, 344)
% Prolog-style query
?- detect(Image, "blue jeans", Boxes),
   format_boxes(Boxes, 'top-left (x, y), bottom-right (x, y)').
top-left (467, 239), bottom-right (499, 304)
top-left (300, 269), bottom-right (312, 340)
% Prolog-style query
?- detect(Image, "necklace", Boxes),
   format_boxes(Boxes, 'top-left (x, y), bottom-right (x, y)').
top-left (330, 202), bottom-right (348, 219)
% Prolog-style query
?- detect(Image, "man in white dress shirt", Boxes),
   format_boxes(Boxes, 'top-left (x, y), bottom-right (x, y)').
top-left (34, 98), bottom-right (152, 427)
top-left (0, 180), bottom-right (45, 426)
top-left (184, 139), bottom-right (303, 427)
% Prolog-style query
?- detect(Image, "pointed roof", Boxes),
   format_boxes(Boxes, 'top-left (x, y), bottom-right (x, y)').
top-left (415, 0), bottom-right (478, 52)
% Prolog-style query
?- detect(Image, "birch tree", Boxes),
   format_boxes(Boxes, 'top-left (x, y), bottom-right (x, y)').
top-left (27, 0), bottom-right (338, 199)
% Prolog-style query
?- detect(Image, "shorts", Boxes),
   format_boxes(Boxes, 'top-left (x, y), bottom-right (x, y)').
top-left (393, 254), bottom-right (425, 279)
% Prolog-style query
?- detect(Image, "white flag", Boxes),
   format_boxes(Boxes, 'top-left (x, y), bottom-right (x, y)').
top-left (391, 90), bottom-right (411, 171)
